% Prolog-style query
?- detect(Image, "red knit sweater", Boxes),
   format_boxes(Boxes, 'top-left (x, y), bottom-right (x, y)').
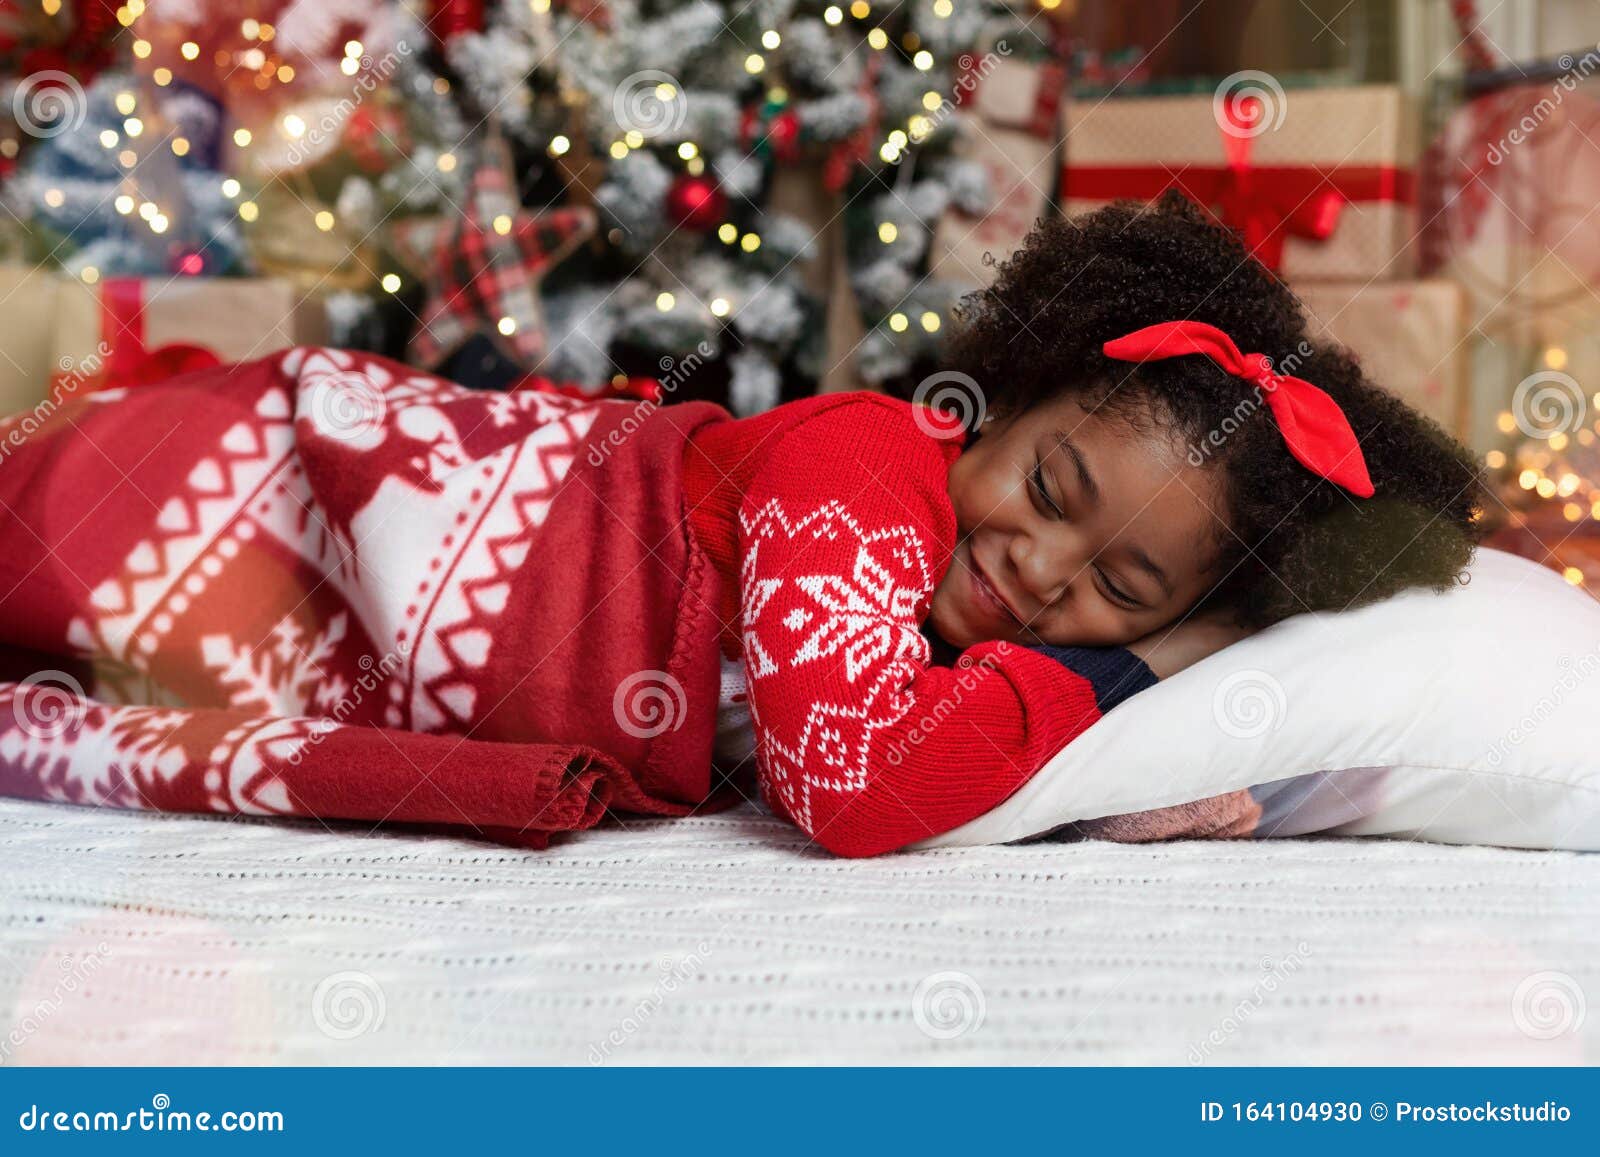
top-left (683, 392), bottom-right (1128, 858)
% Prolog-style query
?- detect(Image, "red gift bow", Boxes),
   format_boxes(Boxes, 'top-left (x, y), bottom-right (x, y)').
top-left (1102, 320), bottom-right (1375, 498)
top-left (99, 278), bottom-right (222, 390)
top-left (1062, 97), bottom-right (1414, 272)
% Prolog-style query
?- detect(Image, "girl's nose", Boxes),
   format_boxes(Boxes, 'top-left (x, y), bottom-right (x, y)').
top-left (1008, 531), bottom-right (1082, 607)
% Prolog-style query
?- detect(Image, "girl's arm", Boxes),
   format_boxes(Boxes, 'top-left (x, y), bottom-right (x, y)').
top-left (733, 395), bottom-right (1158, 857)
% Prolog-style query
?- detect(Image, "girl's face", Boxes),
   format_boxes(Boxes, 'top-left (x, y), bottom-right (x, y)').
top-left (930, 393), bottom-right (1229, 649)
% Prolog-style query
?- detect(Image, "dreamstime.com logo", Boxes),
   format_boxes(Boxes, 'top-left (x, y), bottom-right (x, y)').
top-left (283, 41), bottom-right (411, 169)
top-left (1189, 942), bottom-right (1312, 1064)
top-left (1511, 970), bottom-right (1587, 1040)
top-left (613, 70), bottom-right (688, 140)
top-left (613, 669), bottom-right (687, 739)
top-left (302, 370), bottom-right (388, 444)
top-left (912, 970), bottom-right (986, 1040)
top-left (912, 370), bottom-right (986, 436)
top-left (312, 970), bottom-right (387, 1040)
top-left (888, 39), bottom-right (1013, 163)
top-left (12, 71), bottom-right (86, 138)
top-left (1212, 669), bottom-right (1287, 739)
top-left (1212, 70), bottom-right (1288, 138)
top-left (0, 943), bottom-right (112, 1063)
top-left (10, 670), bottom-right (87, 739)
top-left (1511, 370), bottom-right (1587, 440)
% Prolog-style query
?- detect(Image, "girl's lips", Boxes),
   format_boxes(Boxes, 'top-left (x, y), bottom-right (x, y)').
top-left (967, 554), bottom-right (1022, 627)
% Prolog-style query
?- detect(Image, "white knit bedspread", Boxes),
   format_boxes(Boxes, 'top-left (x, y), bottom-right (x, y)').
top-left (1, 798), bottom-right (1595, 1065)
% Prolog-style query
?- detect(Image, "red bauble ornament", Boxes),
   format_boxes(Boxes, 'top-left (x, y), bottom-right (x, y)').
top-left (664, 174), bottom-right (727, 233)
top-left (429, 0), bottom-right (486, 46)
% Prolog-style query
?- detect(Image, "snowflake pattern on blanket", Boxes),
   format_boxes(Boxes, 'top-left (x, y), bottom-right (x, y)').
top-left (0, 349), bottom-right (730, 845)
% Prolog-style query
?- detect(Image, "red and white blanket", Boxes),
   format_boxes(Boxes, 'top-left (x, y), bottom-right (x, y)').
top-left (0, 349), bottom-right (735, 845)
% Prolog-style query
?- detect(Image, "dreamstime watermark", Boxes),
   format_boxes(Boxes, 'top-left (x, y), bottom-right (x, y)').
top-left (311, 970), bottom-right (386, 1040)
top-left (1485, 43), bottom-right (1600, 165)
top-left (886, 643), bottom-right (1010, 766)
top-left (891, 40), bottom-right (1013, 163)
top-left (283, 643), bottom-right (409, 767)
top-left (612, 669), bottom-right (687, 739)
top-left (1211, 669), bottom-right (1287, 739)
top-left (9, 670), bottom-right (87, 739)
top-left (0, 942), bottom-right (112, 1062)
top-left (1186, 340), bottom-right (1315, 467)
top-left (1511, 970), bottom-right (1587, 1040)
top-left (912, 369), bottom-right (986, 436)
top-left (613, 70), bottom-right (688, 140)
top-left (584, 340), bottom-right (714, 468)
top-left (1212, 70), bottom-right (1288, 139)
top-left (301, 369), bottom-right (389, 444)
top-left (912, 970), bottom-right (986, 1040)
top-left (1484, 647), bottom-right (1600, 769)
top-left (0, 341), bottom-right (111, 464)
top-left (283, 41), bottom-right (412, 169)
top-left (587, 938), bottom-right (717, 1064)
top-left (1510, 369), bottom-right (1587, 440)
top-left (1188, 941), bottom-right (1312, 1064)
top-left (12, 71), bottom-right (85, 138)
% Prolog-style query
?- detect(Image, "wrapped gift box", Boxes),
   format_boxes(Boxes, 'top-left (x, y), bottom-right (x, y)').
top-left (1293, 279), bottom-right (1470, 439)
top-left (52, 275), bottom-right (325, 389)
top-left (1062, 85), bottom-right (1418, 281)
top-left (0, 265), bottom-right (63, 415)
top-left (931, 54), bottom-right (1065, 285)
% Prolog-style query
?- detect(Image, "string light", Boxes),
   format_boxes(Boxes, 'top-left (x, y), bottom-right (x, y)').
top-left (239, 200), bottom-right (259, 222)
top-left (43, 188), bottom-right (64, 208)
top-left (41, 0), bottom-right (62, 14)
top-left (115, 92), bottom-right (136, 115)
top-left (740, 232), bottom-right (761, 252)
top-left (1496, 411), bottom-right (1518, 434)
top-left (437, 152), bottom-right (458, 172)
top-left (923, 91), bottom-right (943, 110)
top-left (132, 39), bottom-right (152, 58)
top-left (913, 50), bottom-right (934, 70)
top-left (118, 149), bottom-right (136, 167)
top-left (761, 30), bottom-right (781, 49)
top-left (180, 41), bottom-right (200, 60)
top-left (497, 317), bottom-right (518, 335)
top-left (1485, 450), bottom-right (1506, 469)
top-left (1564, 566), bottom-right (1585, 585)
top-left (114, 195), bottom-right (134, 215)
top-left (824, 5), bottom-right (843, 24)
top-left (718, 223), bottom-right (738, 244)
top-left (233, 128), bottom-right (252, 147)
top-left (283, 114), bottom-right (306, 139)
top-left (850, 0), bottom-right (870, 16)
top-left (99, 129), bottom-right (119, 148)
top-left (624, 129), bottom-right (645, 148)
top-left (878, 222), bottom-right (897, 243)
top-left (493, 214), bottom-right (513, 235)
top-left (933, 0), bottom-right (953, 15)
top-left (609, 141), bottom-right (628, 159)
top-left (745, 53), bottom-right (765, 74)
top-left (138, 201), bottom-right (157, 220)
top-left (548, 135), bottom-right (571, 157)
top-left (1545, 346), bottom-right (1569, 370)
top-left (381, 274), bottom-right (402, 293)
top-left (867, 28), bottom-right (888, 49)
top-left (710, 297), bottom-right (731, 317)
top-left (888, 312), bottom-right (909, 332)
top-left (171, 137), bottom-right (189, 156)
top-left (678, 142), bottom-right (698, 160)
top-left (314, 210), bottom-right (335, 232)
top-left (656, 292), bottom-right (676, 311)
top-left (149, 214), bottom-right (169, 234)
top-left (123, 117), bottom-right (143, 137)
top-left (80, 265), bottom-right (99, 284)
top-left (920, 311), bottom-right (941, 332)
top-left (153, 67), bottom-right (172, 86)
top-left (221, 178), bottom-right (241, 198)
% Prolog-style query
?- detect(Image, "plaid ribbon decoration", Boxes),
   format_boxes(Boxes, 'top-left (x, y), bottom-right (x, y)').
top-left (395, 142), bottom-right (596, 370)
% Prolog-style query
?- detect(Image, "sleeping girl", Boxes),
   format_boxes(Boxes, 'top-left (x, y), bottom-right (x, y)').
top-left (0, 194), bottom-right (1483, 856)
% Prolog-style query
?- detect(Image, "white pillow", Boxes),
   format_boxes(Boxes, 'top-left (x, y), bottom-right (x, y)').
top-left (919, 548), bottom-right (1600, 852)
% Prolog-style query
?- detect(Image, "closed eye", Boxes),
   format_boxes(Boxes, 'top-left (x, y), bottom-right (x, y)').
top-left (1028, 460), bottom-right (1063, 518)
top-left (1095, 567), bottom-right (1142, 611)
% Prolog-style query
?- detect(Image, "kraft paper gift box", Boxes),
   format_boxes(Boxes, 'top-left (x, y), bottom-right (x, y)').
top-left (52, 276), bottom-right (323, 388)
top-left (1061, 85), bottom-right (1419, 281)
top-left (0, 265), bottom-right (64, 415)
top-left (931, 54), bottom-right (1066, 285)
top-left (1293, 279), bottom-right (1469, 439)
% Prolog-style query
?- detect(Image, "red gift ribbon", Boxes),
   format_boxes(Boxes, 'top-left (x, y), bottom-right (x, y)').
top-left (99, 278), bottom-right (223, 390)
top-left (1062, 99), bottom-right (1415, 271)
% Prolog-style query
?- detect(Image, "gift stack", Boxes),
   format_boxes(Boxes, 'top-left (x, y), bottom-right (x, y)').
top-left (0, 267), bottom-right (321, 417)
top-left (1059, 81), bottom-right (1472, 441)
top-left (930, 50), bottom-right (1067, 286)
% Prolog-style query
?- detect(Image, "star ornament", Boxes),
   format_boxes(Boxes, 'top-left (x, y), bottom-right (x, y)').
top-left (392, 138), bottom-right (595, 370)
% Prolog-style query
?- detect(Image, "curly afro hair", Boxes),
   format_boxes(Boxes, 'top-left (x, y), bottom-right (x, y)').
top-left (943, 193), bottom-right (1487, 627)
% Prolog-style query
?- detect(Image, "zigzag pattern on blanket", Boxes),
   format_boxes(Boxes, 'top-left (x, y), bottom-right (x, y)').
top-left (0, 348), bottom-right (730, 840)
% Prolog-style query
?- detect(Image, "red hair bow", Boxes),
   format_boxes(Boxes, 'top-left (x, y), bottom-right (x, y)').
top-left (1102, 321), bottom-right (1375, 498)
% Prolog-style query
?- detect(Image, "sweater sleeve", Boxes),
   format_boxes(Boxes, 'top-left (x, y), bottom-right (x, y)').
top-left (733, 394), bottom-right (1114, 858)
